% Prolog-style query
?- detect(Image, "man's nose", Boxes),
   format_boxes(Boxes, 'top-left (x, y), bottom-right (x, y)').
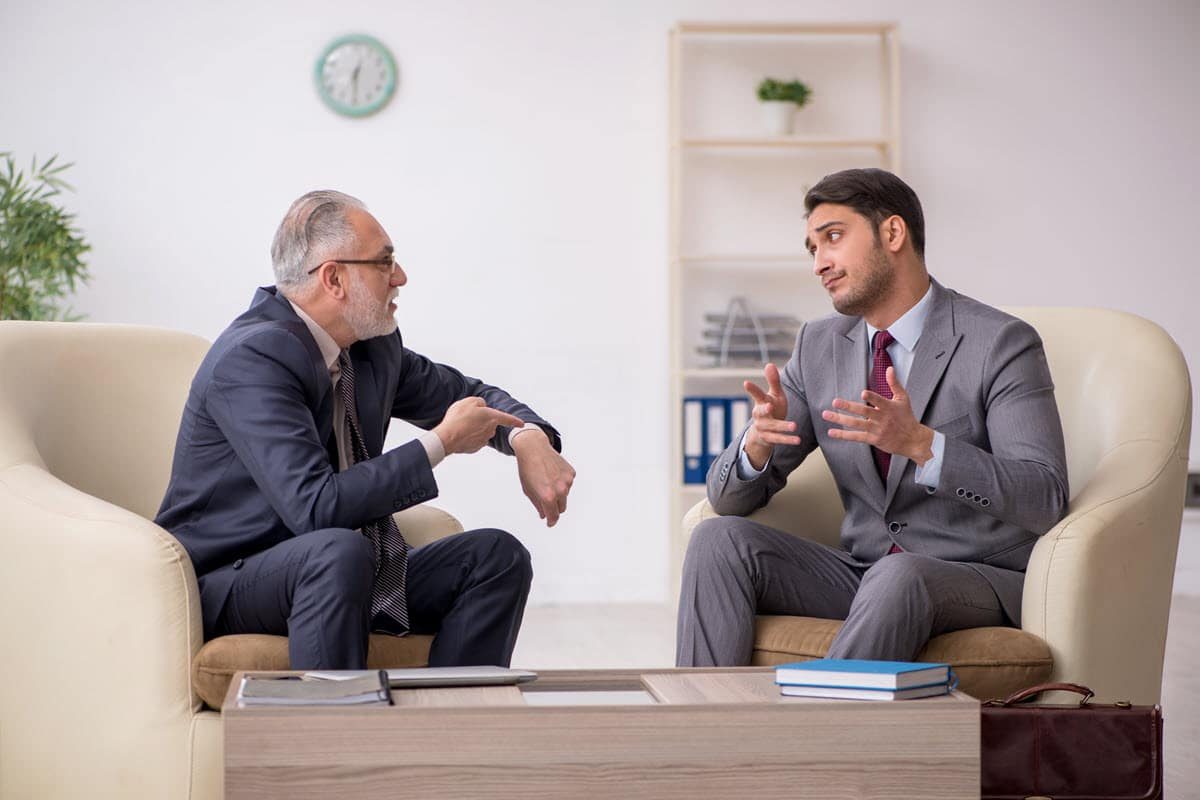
top-left (811, 249), bottom-right (829, 276)
top-left (391, 264), bottom-right (407, 287)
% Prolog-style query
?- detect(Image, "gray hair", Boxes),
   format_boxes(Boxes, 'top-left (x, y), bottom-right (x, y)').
top-left (270, 190), bottom-right (366, 294)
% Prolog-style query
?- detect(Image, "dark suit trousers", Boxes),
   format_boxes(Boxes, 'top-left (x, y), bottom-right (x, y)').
top-left (675, 517), bottom-right (1007, 666)
top-left (201, 528), bottom-right (533, 670)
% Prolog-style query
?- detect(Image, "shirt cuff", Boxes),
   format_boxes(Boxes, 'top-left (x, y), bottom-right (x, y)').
top-left (508, 424), bottom-right (543, 447)
top-left (736, 430), bottom-right (768, 479)
top-left (914, 431), bottom-right (946, 489)
top-left (419, 430), bottom-right (446, 468)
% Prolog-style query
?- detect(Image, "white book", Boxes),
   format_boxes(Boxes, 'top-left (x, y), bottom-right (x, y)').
top-left (780, 683), bottom-right (950, 701)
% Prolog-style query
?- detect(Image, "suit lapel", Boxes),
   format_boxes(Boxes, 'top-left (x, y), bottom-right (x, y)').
top-left (883, 281), bottom-right (963, 508)
top-left (834, 316), bottom-right (885, 505)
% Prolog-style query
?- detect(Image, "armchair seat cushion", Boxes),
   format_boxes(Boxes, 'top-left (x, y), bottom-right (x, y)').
top-left (192, 633), bottom-right (435, 709)
top-left (752, 615), bottom-right (1052, 700)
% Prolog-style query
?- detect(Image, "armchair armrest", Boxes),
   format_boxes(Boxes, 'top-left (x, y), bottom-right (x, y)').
top-left (1022, 438), bottom-right (1189, 703)
top-left (681, 451), bottom-right (844, 551)
top-left (392, 503), bottom-right (465, 549)
top-left (0, 463), bottom-right (202, 797)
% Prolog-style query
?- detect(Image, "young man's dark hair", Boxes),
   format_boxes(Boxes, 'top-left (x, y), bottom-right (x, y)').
top-left (804, 168), bottom-right (926, 259)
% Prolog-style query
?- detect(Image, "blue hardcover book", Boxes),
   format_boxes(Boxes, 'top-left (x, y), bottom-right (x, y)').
top-left (775, 658), bottom-right (951, 690)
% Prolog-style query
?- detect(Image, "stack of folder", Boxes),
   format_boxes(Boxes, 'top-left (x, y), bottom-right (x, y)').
top-left (682, 396), bottom-right (750, 484)
top-left (774, 658), bottom-right (954, 701)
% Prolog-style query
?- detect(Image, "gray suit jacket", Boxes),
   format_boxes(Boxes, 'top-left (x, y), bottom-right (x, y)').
top-left (707, 280), bottom-right (1068, 625)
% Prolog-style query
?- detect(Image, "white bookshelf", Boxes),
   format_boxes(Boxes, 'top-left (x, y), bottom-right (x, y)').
top-left (667, 21), bottom-right (901, 593)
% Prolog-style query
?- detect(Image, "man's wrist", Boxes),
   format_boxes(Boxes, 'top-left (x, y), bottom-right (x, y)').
top-left (420, 429), bottom-right (447, 466)
top-left (909, 425), bottom-right (935, 465)
top-left (744, 438), bottom-right (772, 471)
top-left (510, 425), bottom-right (548, 450)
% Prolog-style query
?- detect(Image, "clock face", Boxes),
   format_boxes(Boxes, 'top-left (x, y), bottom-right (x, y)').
top-left (315, 34), bottom-right (397, 117)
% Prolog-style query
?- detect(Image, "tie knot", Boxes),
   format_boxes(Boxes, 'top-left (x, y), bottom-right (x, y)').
top-left (873, 329), bottom-right (895, 354)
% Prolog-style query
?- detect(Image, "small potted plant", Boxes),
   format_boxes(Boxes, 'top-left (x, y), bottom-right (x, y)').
top-left (0, 153), bottom-right (91, 320)
top-left (756, 78), bottom-right (812, 136)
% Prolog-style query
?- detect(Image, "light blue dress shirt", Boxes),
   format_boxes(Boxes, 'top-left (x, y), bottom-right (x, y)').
top-left (738, 282), bottom-right (945, 487)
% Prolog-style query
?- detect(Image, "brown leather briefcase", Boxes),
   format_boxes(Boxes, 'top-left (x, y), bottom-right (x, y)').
top-left (981, 682), bottom-right (1163, 800)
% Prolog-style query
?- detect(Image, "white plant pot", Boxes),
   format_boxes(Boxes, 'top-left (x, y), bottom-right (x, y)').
top-left (761, 101), bottom-right (795, 136)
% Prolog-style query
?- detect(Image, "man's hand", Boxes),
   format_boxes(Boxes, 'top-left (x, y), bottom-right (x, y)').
top-left (822, 367), bottom-right (934, 464)
top-left (512, 427), bottom-right (576, 527)
top-left (743, 362), bottom-right (801, 471)
top-left (433, 397), bottom-right (525, 455)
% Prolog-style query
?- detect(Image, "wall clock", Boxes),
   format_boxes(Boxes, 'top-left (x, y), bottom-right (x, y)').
top-left (314, 34), bottom-right (398, 117)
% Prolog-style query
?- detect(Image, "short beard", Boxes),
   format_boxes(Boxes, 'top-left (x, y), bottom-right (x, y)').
top-left (344, 276), bottom-right (398, 341)
top-left (831, 243), bottom-right (894, 318)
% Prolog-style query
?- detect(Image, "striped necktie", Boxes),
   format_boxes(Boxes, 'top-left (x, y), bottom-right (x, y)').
top-left (337, 350), bottom-right (411, 634)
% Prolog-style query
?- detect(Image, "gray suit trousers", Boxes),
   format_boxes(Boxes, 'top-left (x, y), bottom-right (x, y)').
top-left (676, 516), bottom-right (1007, 666)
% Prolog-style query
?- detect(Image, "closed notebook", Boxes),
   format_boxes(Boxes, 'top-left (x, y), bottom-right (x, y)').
top-left (237, 670), bottom-right (393, 706)
top-left (780, 683), bottom-right (951, 701)
top-left (775, 658), bottom-right (950, 690)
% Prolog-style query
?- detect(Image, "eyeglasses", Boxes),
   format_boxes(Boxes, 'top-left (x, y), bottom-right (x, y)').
top-left (307, 255), bottom-right (401, 275)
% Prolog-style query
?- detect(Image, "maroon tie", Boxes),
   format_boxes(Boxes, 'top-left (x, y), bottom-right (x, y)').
top-left (871, 330), bottom-right (903, 555)
top-left (869, 329), bottom-right (895, 479)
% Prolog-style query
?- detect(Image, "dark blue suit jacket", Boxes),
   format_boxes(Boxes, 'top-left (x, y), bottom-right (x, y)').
top-left (156, 286), bottom-right (560, 633)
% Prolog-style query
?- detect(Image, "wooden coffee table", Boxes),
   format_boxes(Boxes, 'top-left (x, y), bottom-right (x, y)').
top-left (223, 667), bottom-right (979, 799)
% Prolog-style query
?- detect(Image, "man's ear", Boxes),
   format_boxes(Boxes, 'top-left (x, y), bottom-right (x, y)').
top-left (881, 215), bottom-right (907, 254)
top-left (316, 262), bottom-right (348, 299)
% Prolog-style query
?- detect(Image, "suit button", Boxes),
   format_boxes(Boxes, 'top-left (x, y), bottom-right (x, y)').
top-left (965, 491), bottom-right (976, 501)
top-left (233, 559), bottom-right (244, 570)
top-left (925, 486), bottom-right (936, 495)
top-left (888, 521), bottom-right (904, 534)
top-left (956, 487), bottom-right (966, 497)
top-left (980, 498), bottom-right (991, 507)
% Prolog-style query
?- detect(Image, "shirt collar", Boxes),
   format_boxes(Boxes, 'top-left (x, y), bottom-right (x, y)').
top-left (284, 296), bottom-right (342, 375)
top-left (865, 281), bottom-right (935, 353)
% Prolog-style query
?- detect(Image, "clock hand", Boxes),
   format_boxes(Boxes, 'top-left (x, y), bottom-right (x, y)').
top-left (351, 62), bottom-right (361, 105)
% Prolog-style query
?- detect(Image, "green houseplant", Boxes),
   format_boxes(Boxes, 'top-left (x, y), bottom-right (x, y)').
top-left (756, 78), bottom-right (812, 136)
top-left (0, 153), bottom-right (91, 320)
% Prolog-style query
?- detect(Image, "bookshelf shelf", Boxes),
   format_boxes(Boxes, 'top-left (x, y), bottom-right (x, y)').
top-left (680, 137), bottom-right (890, 150)
top-left (680, 253), bottom-right (808, 263)
top-left (680, 367), bottom-right (762, 379)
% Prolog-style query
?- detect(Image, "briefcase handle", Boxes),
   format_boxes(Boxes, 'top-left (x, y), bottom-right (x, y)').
top-left (985, 682), bottom-right (1095, 707)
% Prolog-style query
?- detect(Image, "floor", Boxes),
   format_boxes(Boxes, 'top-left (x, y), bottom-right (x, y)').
top-left (513, 508), bottom-right (1200, 797)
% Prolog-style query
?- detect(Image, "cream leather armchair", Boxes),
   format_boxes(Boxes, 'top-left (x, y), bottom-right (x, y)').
top-left (0, 321), bottom-right (463, 799)
top-left (683, 308), bottom-right (1192, 704)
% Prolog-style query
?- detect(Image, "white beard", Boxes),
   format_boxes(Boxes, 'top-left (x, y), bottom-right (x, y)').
top-left (344, 277), bottom-right (398, 340)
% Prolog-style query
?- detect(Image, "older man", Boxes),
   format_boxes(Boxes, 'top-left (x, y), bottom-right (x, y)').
top-left (157, 190), bottom-right (575, 670)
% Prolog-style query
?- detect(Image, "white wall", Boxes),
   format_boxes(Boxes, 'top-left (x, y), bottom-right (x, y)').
top-left (3, 0), bottom-right (1197, 604)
